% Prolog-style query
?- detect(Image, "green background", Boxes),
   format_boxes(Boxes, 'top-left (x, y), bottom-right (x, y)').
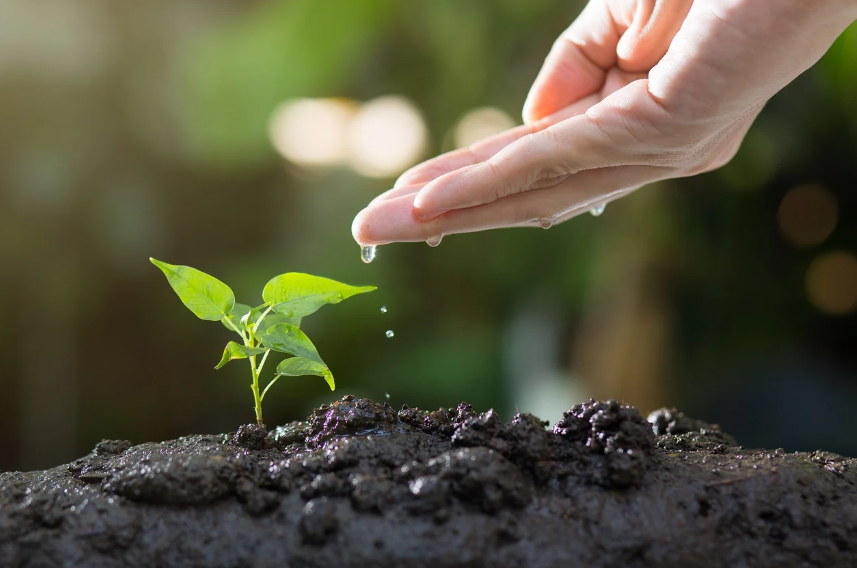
top-left (0, 0), bottom-right (855, 471)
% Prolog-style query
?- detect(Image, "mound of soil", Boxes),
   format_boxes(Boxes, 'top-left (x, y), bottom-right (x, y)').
top-left (1, 397), bottom-right (855, 567)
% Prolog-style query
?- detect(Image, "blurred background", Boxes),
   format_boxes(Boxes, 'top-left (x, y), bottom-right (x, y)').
top-left (1, 0), bottom-right (856, 472)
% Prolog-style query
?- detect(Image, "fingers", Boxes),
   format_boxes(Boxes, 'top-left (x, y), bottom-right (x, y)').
top-left (393, 95), bottom-right (600, 193)
top-left (411, 105), bottom-right (627, 221)
top-left (352, 165), bottom-right (669, 244)
top-left (522, 0), bottom-right (630, 124)
top-left (369, 183), bottom-right (426, 206)
top-left (386, 74), bottom-right (650, 216)
top-left (616, 0), bottom-right (694, 72)
top-left (409, 117), bottom-right (591, 221)
top-left (394, 123), bottom-right (536, 189)
top-left (523, 0), bottom-right (694, 124)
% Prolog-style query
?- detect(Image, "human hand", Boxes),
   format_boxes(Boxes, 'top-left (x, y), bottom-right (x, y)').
top-left (353, 0), bottom-right (857, 246)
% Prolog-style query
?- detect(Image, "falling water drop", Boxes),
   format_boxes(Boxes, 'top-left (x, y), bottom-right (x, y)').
top-left (385, 330), bottom-right (395, 338)
top-left (590, 204), bottom-right (606, 217)
top-left (385, 392), bottom-right (391, 400)
top-left (426, 235), bottom-right (443, 247)
top-left (361, 245), bottom-right (376, 263)
top-left (380, 306), bottom-right (388, 313)
top-left (538, 217), bottom-right (554, 229)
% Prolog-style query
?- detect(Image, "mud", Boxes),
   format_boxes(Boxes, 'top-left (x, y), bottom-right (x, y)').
top-left (1, 397), bottom-right (855, 568)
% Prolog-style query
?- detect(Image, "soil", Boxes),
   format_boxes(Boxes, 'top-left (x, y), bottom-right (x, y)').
top-left (1, 396), bottom-right (855, 568)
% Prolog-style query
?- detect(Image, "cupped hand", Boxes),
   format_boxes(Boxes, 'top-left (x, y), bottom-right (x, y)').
top-left (353, 0), bottom-right (857, 245)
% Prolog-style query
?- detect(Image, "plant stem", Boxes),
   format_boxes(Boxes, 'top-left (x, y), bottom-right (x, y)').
top-left (254, 305), bottom-right (274, 333)
top-left (246, 320), bottom-right (264, 426)
top-left (222, 315), bottom-right (248, 343)
top-left (256, 348), bottom-right (271, 374)
top-left (249, 354), bottom-right (263, 426)
top-left (261, 374), bottom-right (281, 402)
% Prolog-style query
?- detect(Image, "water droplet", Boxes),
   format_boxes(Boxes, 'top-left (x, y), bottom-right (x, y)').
top-left (590, 204), bottom-right (606, 217)
top-left (380, 306), bottom-right (387, 313)
top-left (538, 217), bottom-right (554, 229)
top-left (361, 245), bottom-right (376, 264)
top-left (385, 330), bottom-right (395, 338)
top-left (385, 392), bottom-right (391, 399)
top-left (426, 235), bottom-right (443, 247)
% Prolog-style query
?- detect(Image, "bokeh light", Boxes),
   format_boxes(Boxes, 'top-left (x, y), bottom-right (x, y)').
top-left (346, 96), bottom-right (427, 178)
top-left (269, 98), bottom-right (356, 167)
top-left (777, 184), bottom-right (839, 248)
top-left (805, 251), bottom-right (857, 315)
top-left (453, 107), bottom-right (516, 149)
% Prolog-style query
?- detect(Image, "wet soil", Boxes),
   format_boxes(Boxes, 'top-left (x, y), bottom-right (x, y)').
top-left (1, 397), bottom-right (855, 568)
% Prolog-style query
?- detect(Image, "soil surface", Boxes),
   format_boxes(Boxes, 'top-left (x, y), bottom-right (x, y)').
top-left (1, 397), bottom-right (855, 568)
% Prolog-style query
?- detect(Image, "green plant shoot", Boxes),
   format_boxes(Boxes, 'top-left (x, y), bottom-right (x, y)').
top-left (150, 258), bottom-right (375, 425)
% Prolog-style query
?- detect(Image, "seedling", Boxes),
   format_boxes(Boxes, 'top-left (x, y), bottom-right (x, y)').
top-left (150, 258), bottom-right (375, 426)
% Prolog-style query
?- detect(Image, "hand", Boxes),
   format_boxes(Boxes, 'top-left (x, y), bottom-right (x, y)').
top-left (353, 0), bottom-right (857, 245)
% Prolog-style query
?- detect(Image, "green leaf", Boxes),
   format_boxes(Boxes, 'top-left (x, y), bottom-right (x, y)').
top-left (150, 258), bottom-right (235, 321)
top-left (259, 323), bottom-right (325, 365)
top-left (255, 314), bottom-right (302, 346)
top-left (262, 273), bottom-right (376, 318)
top-left (243, 304), bottom-right (302, 330)
top-left (257, 312), bottom-right (302, 329)
top-left (221, 303), bottom-right (253, 332)
top-left (275, 357), bottom-right (334, 391)
top-left (215, 341), bottom-right (268, 370)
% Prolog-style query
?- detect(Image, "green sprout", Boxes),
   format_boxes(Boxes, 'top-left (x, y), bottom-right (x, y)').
top-left (150, 258), bottom-right (375, 426)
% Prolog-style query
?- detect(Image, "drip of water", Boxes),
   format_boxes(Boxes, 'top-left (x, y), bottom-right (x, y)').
top-left (385, 330), bottom-right (395, 338)
top-left (385, 392), bottom-right (391, 400)
top-left (426, 235), bottom-right (443, 247)
top-left (380, 306), bottom-right (388, 313)
top-left (538, 217), bottom-right (554, 229)
top-left (590, 204), bottom-right (606, 217)
top-left (361, 245), bottom-right (376, 264)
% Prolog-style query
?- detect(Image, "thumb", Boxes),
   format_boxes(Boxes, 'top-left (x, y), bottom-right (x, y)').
top-left (522, 0), bottom-right (625, 124)
top-left (616, 0), bottom-right (693, 72)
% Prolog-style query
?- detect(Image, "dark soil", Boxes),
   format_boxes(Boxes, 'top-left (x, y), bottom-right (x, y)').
top-left (1, 397), bottom-right (855, 568)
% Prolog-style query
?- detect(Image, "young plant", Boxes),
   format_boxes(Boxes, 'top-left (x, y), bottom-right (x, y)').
top-left (150, 258), bottom-right (375, 426)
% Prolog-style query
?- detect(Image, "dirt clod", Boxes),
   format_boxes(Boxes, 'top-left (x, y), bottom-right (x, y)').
top-left (234, 422), bottom-right (268, 450)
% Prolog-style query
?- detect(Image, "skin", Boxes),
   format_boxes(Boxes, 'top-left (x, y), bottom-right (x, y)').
top-left (352, 0), bottom-right (857, 245)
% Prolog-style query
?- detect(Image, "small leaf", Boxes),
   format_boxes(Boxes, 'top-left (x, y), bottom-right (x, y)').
top-left (255, 313), bottom-right (303, 345)
top-left (275, 357), bottom-right (335, 391)
top-left (151, 258), bottom-right (235, 321)
top-left (215, 341), bottom-right (268, 369)
top-left (221, 303), bottom-right (252, 332)
top-left (258, 312), bottom-right (302, 329)
top-left (262, 273), bottom-right (375, 318)
top-left (243, 304), bottom-right (303, 331)
top-left (260, 323), bottom-right (325, 365)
